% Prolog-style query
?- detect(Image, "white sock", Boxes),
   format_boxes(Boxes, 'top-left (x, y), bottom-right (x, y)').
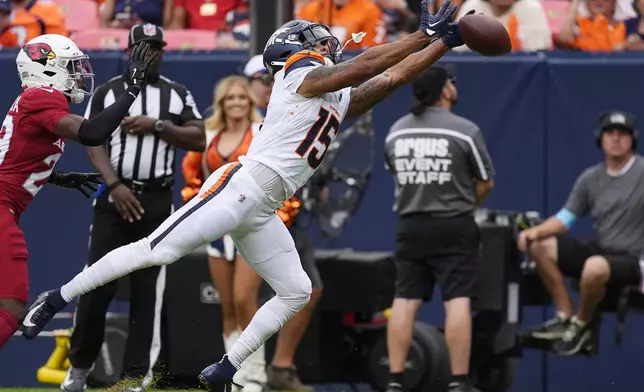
top-left (557, 311), bottom-right (570, 321)
top-left (225, 329), bottom-right (245, 386)
top-left (247, 343), bottom-right (266, 367)
top-left (571, 316), bottom-right (586, 327)
top-left (244, 343), bottom-right (267, 383)
top-left (223, 329), bottom-right (241, 352)
top-left (227, 296), bottom-right (298, 369)
top-left (61, 240), bottom-right (152, 302)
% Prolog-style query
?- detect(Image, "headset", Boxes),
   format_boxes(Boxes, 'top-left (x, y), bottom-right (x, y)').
top-left (594, 110), bottom-right (639, 150)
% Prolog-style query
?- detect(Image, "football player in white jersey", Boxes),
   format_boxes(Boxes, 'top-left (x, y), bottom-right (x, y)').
top-left (22, 0), bottom-right (470, 389)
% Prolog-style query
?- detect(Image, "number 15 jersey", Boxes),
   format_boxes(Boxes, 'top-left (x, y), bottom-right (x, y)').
top-left (0, 87), bottom-right (69, 216)
top-left (241, 50), bottom-right (352, 200)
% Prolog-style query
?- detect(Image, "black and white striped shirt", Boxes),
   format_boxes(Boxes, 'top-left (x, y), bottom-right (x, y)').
top-left (84, 75), bottom-right (202, 180)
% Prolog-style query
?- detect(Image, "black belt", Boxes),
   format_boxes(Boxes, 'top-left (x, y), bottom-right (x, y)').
top-left (121, 176), bottom-right (174, 195)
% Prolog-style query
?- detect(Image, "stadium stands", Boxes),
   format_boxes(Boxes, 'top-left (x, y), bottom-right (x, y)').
top-left (164, 29), bottom-right (217, 50)
top-left (57, 0), bottom-right (99, 33)
top-left (71, 28), bottom-right (128, 50)
top-left (542, 0), bottom-right (570, 36)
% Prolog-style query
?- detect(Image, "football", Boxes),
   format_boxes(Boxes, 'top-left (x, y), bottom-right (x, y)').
top-left (458, 14), bottom-right (512, 56)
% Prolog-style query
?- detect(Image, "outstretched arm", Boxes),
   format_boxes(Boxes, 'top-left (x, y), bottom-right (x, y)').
top-left (296, 0), bottom-right (457, 98)
top-left (54, 86), bottom-right (142, 146)
top-left (53, 43), bottom-right (156, 146)
top-left (345, 38), bottom-right (449, 119)
top-left (297, 30), bottom-right (431, 98)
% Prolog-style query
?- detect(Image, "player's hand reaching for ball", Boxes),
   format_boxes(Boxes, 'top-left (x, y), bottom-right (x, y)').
top-left (109, 183), bottom-right (145, 222)
top-left (418, 0), bottom-right (455, 36)
top-left (127, 42), bottom-right (158, 89)
top-left (418, 0), bottom-right (474, 49)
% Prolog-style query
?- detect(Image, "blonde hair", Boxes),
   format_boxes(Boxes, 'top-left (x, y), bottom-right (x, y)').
top-left (204, 75), bottom-right (263, 131)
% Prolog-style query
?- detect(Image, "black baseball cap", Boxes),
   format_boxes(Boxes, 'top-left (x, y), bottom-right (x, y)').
top-left (598, 110), bottom-right (637, 133)
top-left (128, 23), bottom-right (167, 49)
top-left (411, 64), bottom-right (456, 108)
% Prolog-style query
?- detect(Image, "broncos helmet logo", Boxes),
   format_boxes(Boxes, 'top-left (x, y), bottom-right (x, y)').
top-left (23, 43), bottom-right (57, 65)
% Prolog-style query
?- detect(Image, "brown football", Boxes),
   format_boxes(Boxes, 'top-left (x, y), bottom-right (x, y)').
top-left (458, 14), bottom-right (512, 56)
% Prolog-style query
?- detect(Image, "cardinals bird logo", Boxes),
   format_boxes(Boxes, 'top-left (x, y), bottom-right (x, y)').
top-left (23, 43), bottom-right (57, 65)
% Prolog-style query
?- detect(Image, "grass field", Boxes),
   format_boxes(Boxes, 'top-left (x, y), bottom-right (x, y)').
top-left (0, 390), bottom-right (202, 392)
top-left (0, 389), bottom-right (53, 392)
top-left (0, 386), bottom-right (358, 392)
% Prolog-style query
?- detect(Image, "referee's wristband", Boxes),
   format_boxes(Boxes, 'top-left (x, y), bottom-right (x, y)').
top-left (107, 180), bottom-right (123, 192)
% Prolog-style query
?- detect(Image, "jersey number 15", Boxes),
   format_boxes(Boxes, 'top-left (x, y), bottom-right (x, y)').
top-left (295, 107), bottom-right (340, 169)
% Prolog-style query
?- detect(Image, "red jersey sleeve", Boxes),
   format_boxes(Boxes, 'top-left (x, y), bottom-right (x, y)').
top-left (20, 87), bottom-right (70, 134)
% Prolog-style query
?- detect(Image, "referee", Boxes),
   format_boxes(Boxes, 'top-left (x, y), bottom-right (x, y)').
top-left (383, 65), bottom-right (495, 392)
top-left (61, 24), bottom-right (205, 391)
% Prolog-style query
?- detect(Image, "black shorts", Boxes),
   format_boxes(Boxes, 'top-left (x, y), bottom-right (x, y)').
top-left (556, 236), bottom-right (642, 287)
top-left (394, 213), bottom-right (480, 302)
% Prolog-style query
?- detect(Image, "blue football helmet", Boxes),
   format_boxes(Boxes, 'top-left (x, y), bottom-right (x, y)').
top-left (263, 20), bottom-right (341, 76)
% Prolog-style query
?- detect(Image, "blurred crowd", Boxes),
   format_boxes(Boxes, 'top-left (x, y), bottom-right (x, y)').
top-left (0, 0), bottom-right (641, 51)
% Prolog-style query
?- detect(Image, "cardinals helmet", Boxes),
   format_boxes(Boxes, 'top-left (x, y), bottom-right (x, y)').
top-left (16, 34), bottom-right (94, 104)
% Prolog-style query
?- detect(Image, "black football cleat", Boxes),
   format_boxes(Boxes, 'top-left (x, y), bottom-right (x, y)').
top-left (21, 289), bottom-right (68, 339)
top-left (198, 355), bottom-right (241, 392)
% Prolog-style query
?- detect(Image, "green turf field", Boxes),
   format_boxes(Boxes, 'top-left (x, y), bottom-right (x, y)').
top-left (1, 389), bottom-right (61, 392)
top-left (0, 389), bottom-right (48, 392)
top-left (0, 390), bottom-right (201, 392)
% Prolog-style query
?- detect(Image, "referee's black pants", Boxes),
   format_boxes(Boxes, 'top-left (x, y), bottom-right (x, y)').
top-left (68, 186), bottom-right (173, 380)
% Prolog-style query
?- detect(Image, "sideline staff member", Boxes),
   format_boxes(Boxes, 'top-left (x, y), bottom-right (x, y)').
top-left (520, 111), bottom-right (644, 356)
top-left (384, 65), bottom-right (495, 392)
top-left (243, 54), bottom-right (273, 117)
top-left (61, 24), bottom-right (205, 391)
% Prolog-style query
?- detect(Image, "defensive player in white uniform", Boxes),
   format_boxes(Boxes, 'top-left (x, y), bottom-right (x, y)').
top-left (22, 0), bottom-right (470, 389)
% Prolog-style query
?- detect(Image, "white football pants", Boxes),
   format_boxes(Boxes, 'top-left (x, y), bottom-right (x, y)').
top-left (60, 162), bottom-right (312, 368)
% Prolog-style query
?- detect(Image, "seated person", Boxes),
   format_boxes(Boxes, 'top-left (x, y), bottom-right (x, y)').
top-left (167, 0), bottom-right (237, 31)
top-left (0, 0), bottom-right (11, 48)
top-left (297, 0), bottom-right (386, 50)
top-left (99, 0), bottom-right (171, 28)
top-left (0, 0), bottom-right (67, 48)
top-left (519, 110), bottom-right (644, 356)
top-left (624, 0), bottom-right (644, 50)
top-left (557, 0), bottom-right (636, 51)
top-left (216, 0), bottom-right (250, 49)
top-left (455, 0), bottom-right (552, 51)
top-left (374, 0), bottom-right (416, 42)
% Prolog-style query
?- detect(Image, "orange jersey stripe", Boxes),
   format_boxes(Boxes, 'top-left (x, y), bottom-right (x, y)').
top-left (151, 162), bottom-right (242, 249)
top-left (200, 162), bottom-right (241, 199)
top-left (283, 50), bottom-right (326, 74)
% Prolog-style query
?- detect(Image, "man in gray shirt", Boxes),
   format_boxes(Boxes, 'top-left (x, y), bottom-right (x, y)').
top-left (519, 111), bottom-right (644, 356)
top-left (383, 65), bottom-right (495, 392)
